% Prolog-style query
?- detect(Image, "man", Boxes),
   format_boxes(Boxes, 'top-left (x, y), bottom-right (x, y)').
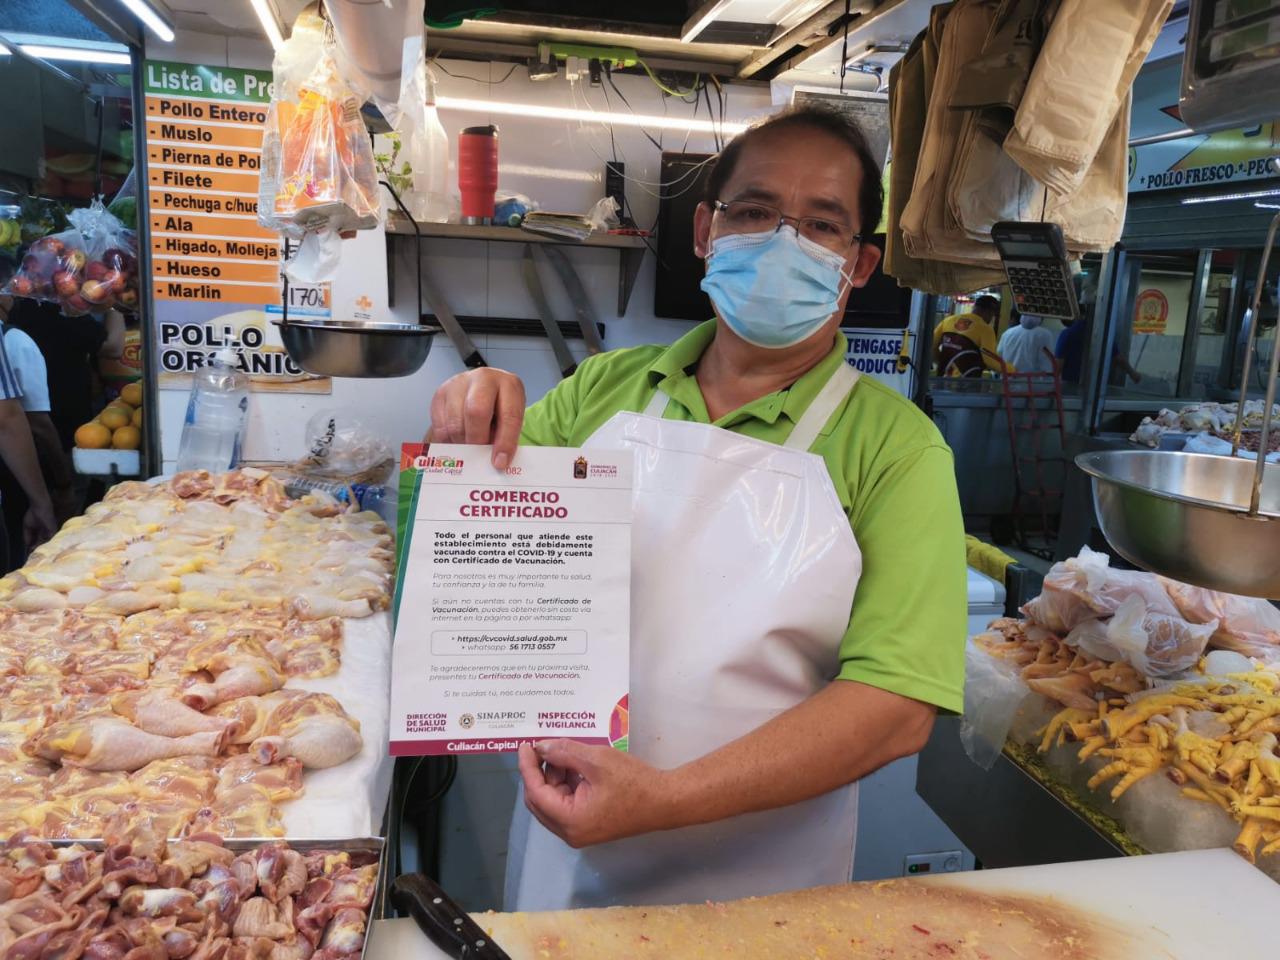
top-left (0, 300), bottom-right (75, 566)
top-left (932, 294), bottom-right (1003, 376)
top-left (8, 299), bottom-right (125, 450)
top-left (427, 106), bottom-right (966, 910)
top-left (1056, 315), bottom-right (1142, 385)
top-left (0, 298), bottom-right (57, 559)
top-left (997, 312), bottom-right (1057, 374)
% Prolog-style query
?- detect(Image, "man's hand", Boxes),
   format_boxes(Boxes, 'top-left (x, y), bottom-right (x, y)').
top-left (427, 368), bottom-right (526, 469)
top-left (518, 740), bottom-right (675, 848)
top-left (23, 501), bottom-right (56, 551)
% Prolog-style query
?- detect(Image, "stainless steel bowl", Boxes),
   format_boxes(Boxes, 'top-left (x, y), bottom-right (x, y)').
top-left (1076, 449), bottom-right (1280, 598)
top-left (273, 319), bottom-right (441, 378)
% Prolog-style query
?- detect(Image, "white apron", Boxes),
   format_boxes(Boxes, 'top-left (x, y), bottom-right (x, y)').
top-left (505, 362), bottom-right (864, 910)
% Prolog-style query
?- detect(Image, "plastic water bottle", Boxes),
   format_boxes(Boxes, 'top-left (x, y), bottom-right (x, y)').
top-left (176, 347), bottom-right (249, 473)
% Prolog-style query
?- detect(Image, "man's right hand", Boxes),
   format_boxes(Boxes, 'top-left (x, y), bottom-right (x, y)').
top-left (427, 368), bottom-right (527, 469)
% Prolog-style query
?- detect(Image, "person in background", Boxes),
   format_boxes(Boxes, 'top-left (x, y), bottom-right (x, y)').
top-left (0, 298), bottom-right (75, 567)
top-left (997, 311), bottom-right (1057, 374)
top-left (7, 299), bottom-right (125, 451)
top-left (0, 304), bottom-right (57, 560)
top-left (932, 294), bottom-right (1003, 377)
top-left (1056, 315), bottom-right (1142, 386)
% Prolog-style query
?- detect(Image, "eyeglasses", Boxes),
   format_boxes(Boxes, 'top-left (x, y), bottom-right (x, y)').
top-left (712, 199), bottom-right (863, 252)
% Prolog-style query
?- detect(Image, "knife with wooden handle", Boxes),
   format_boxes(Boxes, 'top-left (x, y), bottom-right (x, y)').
top-left (390, 873), bottom-right (513, 960)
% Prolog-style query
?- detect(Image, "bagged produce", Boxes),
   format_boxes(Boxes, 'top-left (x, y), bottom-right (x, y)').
top-left (1066, 594), bottom-right (1216, 677)
top-left (69, 200), bottom-right (140, 313)
top-left (2, 226), bottom-right (90, 311)
top-left (1162, 578), bottom-right (1280, 660)
top-left (1, 200), bottom-right (139, 315)
top-left (1021, 545), bottom-right (1177, 633)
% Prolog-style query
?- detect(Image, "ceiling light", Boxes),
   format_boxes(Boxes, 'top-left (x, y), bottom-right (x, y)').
top-left (1181, 187), bottom-right (1280, 205)
top-left (119, 0), bottom-right (175, 42)
top-left (19, 43), bottom-right (131, 65)
top-left (435, 95), bottom-right (748, 136)
top-left (247, 0), bottom-right (285, 50)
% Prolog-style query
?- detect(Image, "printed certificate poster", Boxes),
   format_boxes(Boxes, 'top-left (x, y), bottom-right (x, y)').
top-left (389, 444), bottom-right (632, 756)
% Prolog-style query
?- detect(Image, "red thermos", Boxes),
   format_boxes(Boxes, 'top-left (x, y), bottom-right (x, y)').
top-left (458, 124), bottom-right (499, 224)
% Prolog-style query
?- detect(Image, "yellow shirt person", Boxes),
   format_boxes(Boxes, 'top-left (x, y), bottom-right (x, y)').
top-left (932, 295), bottom-right (1003, 377)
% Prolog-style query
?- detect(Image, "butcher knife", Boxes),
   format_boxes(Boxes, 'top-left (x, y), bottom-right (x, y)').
top-left (390, 873), bottom-right (513, 960)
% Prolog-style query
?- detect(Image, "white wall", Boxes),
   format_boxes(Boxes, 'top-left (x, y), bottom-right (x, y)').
top-left (152, 34), bottom-right (774, 467)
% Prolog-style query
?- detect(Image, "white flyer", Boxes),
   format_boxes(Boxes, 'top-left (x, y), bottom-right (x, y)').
top-left (389, 443), bottom-right (632, 756)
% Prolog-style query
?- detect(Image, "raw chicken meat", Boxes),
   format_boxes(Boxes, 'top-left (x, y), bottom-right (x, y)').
top-left (0, 469), bottom-right (387, 838)
top-left (36, 721), bottom-right (226, 773)
top-left (112, 691), bottom-right (239, 739)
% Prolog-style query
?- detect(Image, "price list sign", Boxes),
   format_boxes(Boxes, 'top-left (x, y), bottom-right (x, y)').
top-left (144, 60), bottom-right (331, 393)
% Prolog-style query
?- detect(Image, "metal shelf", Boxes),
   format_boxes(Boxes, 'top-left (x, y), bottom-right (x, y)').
top-left (384, 216), bottom-right (648, 315)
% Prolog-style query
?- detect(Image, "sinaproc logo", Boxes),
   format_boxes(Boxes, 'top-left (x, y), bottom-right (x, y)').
top-left (458, 713), bottom-right (475, 730)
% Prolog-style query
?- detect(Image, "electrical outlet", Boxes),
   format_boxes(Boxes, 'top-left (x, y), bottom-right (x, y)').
top-left (903, 851), bottom-right (963, 876)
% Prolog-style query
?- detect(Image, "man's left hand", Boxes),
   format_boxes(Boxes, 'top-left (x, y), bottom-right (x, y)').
top-left (518, 740), bottom-right (676, 848)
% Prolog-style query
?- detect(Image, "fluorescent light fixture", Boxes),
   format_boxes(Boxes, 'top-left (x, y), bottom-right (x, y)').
top-left (436, 95), bottom-right (747, 136)
top-left (119, 0), bottom-right (175, 42)
top-left (0, 38), bottom-right (9, 56)
top-left (19, 43), bottom-right (131, 65)
top-left (247, 0), bottom-right (285, 50)
top-left (681, 0), bottom-right (734, 42)
top-left (1181, 187), bottom-right (1280, 205)
top-left (1256, 202), bottom-right (1280, 210)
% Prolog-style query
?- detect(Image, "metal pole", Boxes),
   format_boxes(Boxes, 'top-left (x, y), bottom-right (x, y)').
top-left (1247, 214), bottom-right (1280, 514)
top-left (1230, 210), bottom-right (1280, 461)
top-left (1176, 249), bottom-right (1213, 398)
top-left (130, 50), bottom-right (161, 478)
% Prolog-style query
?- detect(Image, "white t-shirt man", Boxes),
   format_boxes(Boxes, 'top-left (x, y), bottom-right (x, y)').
top-left (2, 327), bottom-right (51, 413)
top-left (997, 317), bottom-right (1058, 374)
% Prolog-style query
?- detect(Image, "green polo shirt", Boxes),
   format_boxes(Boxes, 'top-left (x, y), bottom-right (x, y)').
top-left (521, 321), bottom-right (966, 713)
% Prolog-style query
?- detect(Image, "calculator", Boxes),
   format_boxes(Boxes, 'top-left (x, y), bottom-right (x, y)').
top-left (991, 221), bottom-right (1079, 321)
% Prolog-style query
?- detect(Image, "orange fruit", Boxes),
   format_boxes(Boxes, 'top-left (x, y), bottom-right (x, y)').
top-left (98, 407), bottom-right (131, 430)
top-left (75, 422), bottom-right (112, 449)
top-left (111, 425), bottom-right (141, 450)
top-left (120, 382), bottom-right (143, 407)
top-left (131, 407), bottom-right (143, 429)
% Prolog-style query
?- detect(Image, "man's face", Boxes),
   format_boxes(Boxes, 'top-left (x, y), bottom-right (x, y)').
top-left (693, 127), bottom-right (882, 348)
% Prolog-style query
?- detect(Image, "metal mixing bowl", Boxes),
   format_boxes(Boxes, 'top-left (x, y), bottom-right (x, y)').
top-left (1076, 449), bottom-right (1280, 598)
top-left (272, 319), bottom-right (441, 378)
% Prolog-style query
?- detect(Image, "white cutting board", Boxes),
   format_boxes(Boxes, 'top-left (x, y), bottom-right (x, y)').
top-left (365, 848), bottom-right (1278, 959)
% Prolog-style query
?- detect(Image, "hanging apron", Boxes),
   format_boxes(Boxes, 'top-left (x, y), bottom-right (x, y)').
top-left (504, 362), bottom-right (864, 910)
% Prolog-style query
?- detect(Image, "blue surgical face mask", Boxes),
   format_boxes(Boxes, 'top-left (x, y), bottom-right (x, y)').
top-left (700, 226), bottom-right (853, 350)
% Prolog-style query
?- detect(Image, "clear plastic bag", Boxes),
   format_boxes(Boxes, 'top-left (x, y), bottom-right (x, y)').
top-left (293, 411), bottom-right (393, 483)
top-left (1162, 579), bottom-right (1280, 661)
top-left (3, 200), bottom-right (139, 315)
top-left (69, 200), bottom-right (140, 313)
top-left (1022, 545), bottom-right (1178, 633)
top-left (960, 640), bottom-right (1036, 769)
top-left (2, 226), bottom-right (86, 308)
top-left (259, 14), bottom-right (380, 238)
top-left (1067, 594), bottom-right (1216, 678)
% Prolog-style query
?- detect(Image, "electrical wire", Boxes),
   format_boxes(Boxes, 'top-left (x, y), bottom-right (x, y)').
top-left (605, 65), bottom-right (663, 152)
top-left (637, 58), bottom-right (700, 100)
top-left (429, 57), bottom-right (519, 85)
top-left (567, 79), bottom-right (715, 197)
